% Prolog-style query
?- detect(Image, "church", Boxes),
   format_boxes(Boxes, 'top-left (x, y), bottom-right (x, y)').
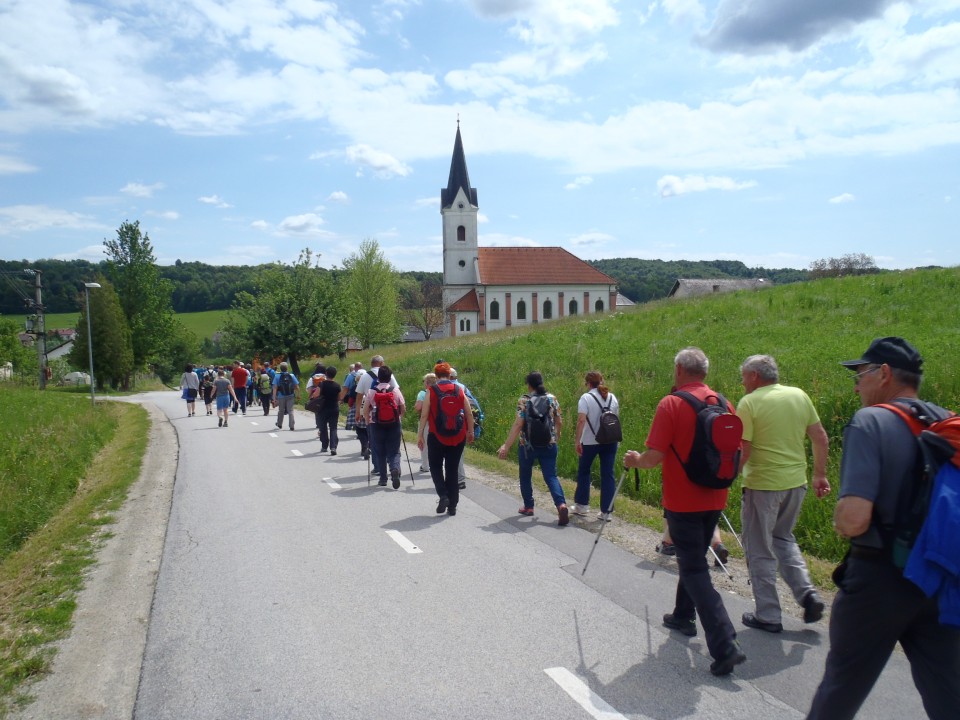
top-left (440, 126), bottom-right (619, 337)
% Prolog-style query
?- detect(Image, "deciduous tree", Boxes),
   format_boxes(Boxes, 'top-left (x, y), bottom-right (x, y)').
top-left (342, 239), bottom-right (402, 348)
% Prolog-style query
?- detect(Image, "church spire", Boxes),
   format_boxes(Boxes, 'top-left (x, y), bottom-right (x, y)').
top-left (441, 124), bottom-right (478, 209)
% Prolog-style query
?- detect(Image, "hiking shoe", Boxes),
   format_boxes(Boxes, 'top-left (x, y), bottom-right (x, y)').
top-left (742, 612), bottom-right (783, 633)
top-left (597, 511), bottom-right (611, 522)
top-left (330, 450), bottom-right (337, 456)
top-left (437, 497), bottom-right (449, 514)
top-left (275, 422), bottom-right (282, 429)
top-left (391, 469), bottom-right (401, 489)
top-left (458, 480), bottom-right (466, 490)
top-left (218, 417), bottom-right (223, 427)
top-left (571, 503), bottom-right (590, 516)
top-left (419, 466), bottom-right (427, 473)
top-left (656, 541), bottom-right (676, 556)
top-left (558, 504), bottom-right (569, 526)
top-left (710, 643), bottom-right (746, 676)
top-left (518, 506), bottom-right (534, 516)
top-left (378, 478), bottom-right (388, 487)
top-left (662, 613), bottom-right (697, 637)
top-left (713, 543), bottom-right (730, 565)
top-left (802, 592), bottom-right (825, 623)
top-left (447, 506), bottom-right (457, 516)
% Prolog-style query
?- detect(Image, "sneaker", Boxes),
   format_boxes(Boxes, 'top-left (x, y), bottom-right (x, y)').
top-left (710, 643), bottom-right (746, 677)
top-left (391, 469), bottom-right (401, 489)
top-left (742, 612), bottom-right (782, 633)
top-left (656, 541), bottom-right (676, 556)
top-left (218, 417), bottom-right (223, 427)
top-left (320, 446), bottom-right (328, 453)
top-left (289, 427), bottom-right (295, 431)
top-left (571, 503), bottom-right (590, 516)
top-left (518, 506), bottom-right (534, 516)
top-left (330, 450), bottom-right (337, 456)
top-left (662, 613), bottom-right (697, 637)
top-left (437, 497), bottom-right (449, 514)
top-left (447, 506), bottom-right (457, 516)
top-left (458, 480), bottom-right (466, 490)
top-left (275, 422), bottom-right (282, 429)
top-left (597, 512), bottom-right (611, 522)
top-left (802, 592), bottom-right (825, 623)
top-left (557, 504), bottom-right (569, 526)
top-left (378, 478), bottom-right (388, 487)
top-left (419, 466), bottom-right (427, 473)
top-left (713, 542), bottom-right (730, 566)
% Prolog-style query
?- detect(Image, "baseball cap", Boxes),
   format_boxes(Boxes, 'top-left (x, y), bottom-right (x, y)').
top-left (840, 336), bottom-right (923, 374)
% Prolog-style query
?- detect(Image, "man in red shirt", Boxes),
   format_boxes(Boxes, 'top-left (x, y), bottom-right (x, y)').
top-left (624, 346), bottom-right (745, 676)
top-left (231, 360), bottom-right (249, 416)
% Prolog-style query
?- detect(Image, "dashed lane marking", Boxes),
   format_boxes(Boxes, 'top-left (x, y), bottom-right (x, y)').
top-left (385, 530), bottom-right (422, 554)
top-left (291, 449), bottom-right (303, 456)
top-left (323, 477), bottom-right (342, 489)
top-left (544, 667), bottom-right (631, 720)
top-left (269, 433), bottom-right (278, 438)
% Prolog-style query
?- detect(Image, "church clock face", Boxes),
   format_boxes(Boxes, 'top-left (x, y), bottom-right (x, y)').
top-left (458, 202), bottom-right (464, 208)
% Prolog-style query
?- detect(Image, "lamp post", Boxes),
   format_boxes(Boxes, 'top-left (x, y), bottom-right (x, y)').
top-left (84, 282), bottom-right (101, 407)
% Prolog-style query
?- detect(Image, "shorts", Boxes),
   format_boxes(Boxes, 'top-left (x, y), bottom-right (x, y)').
top-left (216, 395), bottom-right (230, 410)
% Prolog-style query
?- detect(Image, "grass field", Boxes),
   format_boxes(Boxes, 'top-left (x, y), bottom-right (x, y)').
top-left (315, 266), bottom-right (960, 562)
top-left (10, 310), bottom-right (229, 340)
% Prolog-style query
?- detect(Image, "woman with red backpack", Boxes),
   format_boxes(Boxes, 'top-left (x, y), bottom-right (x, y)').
top-left (363, 366), bottom-right (406, 489)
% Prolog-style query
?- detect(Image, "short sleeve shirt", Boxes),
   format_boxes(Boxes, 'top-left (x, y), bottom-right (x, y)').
top-left (737, 383), bottom-right (820, 491)
top-left (578, 389), bottom-right (619, 445)
top-left (366, 384), bottom-right (405, 424)
top-left (213, 377), bottom-right (232, 397)
top-left (645, 382), bottom-right (730, 513)
top-left (517, 393), bottom-right (561, 447)
top-left (272, 372), bottom-right (300, 398)
top-left (231, 367), bottom-right (248, 389)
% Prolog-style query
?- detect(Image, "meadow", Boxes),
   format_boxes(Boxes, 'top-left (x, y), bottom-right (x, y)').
top-left (318, 267), bottom-right (960, 562)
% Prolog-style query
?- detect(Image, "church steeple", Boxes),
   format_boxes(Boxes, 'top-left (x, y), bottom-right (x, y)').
top-left (441, 124), bottom-right (478, 209)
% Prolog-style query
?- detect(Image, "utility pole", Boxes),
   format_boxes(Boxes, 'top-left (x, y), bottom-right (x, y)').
top-left (26, 269), bottom-right (47, 389)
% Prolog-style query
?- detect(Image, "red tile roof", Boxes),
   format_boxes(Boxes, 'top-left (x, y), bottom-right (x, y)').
top-left (477, 247), bottom-right (616, 285)
top-left (447, 289), bottom-right (480, 312)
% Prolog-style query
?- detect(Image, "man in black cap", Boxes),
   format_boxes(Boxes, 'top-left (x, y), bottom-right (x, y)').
top-left (807, 337), bottom-right (960, 720)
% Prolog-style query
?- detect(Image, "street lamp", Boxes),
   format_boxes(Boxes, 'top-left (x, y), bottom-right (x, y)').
top-left (84, 282), bottom-right (101, 407)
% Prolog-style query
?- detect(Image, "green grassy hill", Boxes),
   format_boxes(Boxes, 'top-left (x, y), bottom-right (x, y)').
top-left (325, 266), bottom-right (960, 561)
top-left (176, 309), bottom-right (229, 339)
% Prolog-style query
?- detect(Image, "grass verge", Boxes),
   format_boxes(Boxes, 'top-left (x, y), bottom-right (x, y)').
top-left (0, 401), bottom-right (148, 716)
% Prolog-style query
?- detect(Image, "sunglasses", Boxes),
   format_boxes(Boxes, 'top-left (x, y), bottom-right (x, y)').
top-left (853, 366), bottom-right (881, 385)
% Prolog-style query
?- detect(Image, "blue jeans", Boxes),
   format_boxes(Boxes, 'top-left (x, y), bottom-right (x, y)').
top-left (574, 442), bottom-right (618, 512)
top-left (518, 444), bottom-right (566, 508)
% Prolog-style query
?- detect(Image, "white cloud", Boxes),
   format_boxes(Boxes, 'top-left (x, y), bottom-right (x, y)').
top-left (250, 220), bottom-right (270, 230)
top-left (478, 213), bottom-right (490, 224)
top-left (565, 175), bottom-right (593, 190)
top-left (0, 154), bottom-right (37, 174)
top-left (121, 182), bottom-right (164, 198)
top-left (327, 191), bottom-right (350, 204)
top-left (661, 0), bottom-right (706, 27)
top-left (657, 174), bottom-right (757, 198)
top-left (146, 210), bottom-right (180, 220)
top-left (829, 193), bottom-right (856, 204)
top-left (52, 244), bottom-right (108, 261)
top-left (345, 144), bottom-right (411, 178)
top-left (277, 213), bottom-right (328, 235)
top-left (0, 204), bottom-right (105, 233)
top-left (199, 194), bottom-right (233, 209)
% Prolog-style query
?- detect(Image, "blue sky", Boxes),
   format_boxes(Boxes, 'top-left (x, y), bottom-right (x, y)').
top-left (1, 0), bottom-right (958, 272)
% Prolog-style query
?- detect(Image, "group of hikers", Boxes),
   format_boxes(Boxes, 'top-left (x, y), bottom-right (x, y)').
top-left (177, 338), bottom-right (959, 718)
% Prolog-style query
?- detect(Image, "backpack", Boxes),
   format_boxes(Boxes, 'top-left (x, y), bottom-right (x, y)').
top-left (305, 384), bottom-right (325, 413)
top-left (586, 392), bottom-right (622, 445)
top-left (525, 393), bottom-right (555, 449)
top-left (277, 372), bottom-right (295, 397)
top-left (877, 400), bottom-right (960, 569)
top-left (670, 390), bottom-right (742, 489)
top-left (259, 373), bottom-right (272, 394)
top-left (373, 384), bottom-right (399, 425)
top-left (462, 384), bottom-right (484, 439)
top-left (431, 381), bottom-right (465, 444)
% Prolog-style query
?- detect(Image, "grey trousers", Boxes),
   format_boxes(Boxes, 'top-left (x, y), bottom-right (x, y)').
top-left (275, 395), bottom-right (295, 429)
top-left (741, 485), bottom-right (815, 624)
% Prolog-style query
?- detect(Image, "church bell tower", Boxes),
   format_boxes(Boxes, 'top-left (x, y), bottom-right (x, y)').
top-left (441, 123), bottom-right (479, 310)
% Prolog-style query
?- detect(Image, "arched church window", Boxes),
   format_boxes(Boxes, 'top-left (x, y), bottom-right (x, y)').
top-left (489, 300), bottom-right (500, 321)
top-left (459, 319), bottom-right (464, 332)
top-left (516, 299), bottom-right (526, 320)
top-left (457, 225), bottom-right (466, 242)
top-left (595, 299), bottom-right (604, 312)
top-left (543, 300), bottom-right (553, 320)
top-left (569, 299), bottom-right (578, 316)
top-left (465, 319), bottom-right (471, 331)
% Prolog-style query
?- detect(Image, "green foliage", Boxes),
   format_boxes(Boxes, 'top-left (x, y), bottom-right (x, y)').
top-left (221, 249), bottom-right (347, 376)
top-left (0, 317), bottom-right (33, 372)
top-left (69, 278), bottom-right (134, 390)
top-left (151, 320), bottom-right (200, 384)
top-left (342, 239), bottom-right (403, 348)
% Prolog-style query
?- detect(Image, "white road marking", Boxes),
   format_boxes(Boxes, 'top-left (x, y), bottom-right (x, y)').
top-left (544, 667), bottom-right (631, 720)
top-left (385, 530), bottom-right (422, 554)
top-left (269, 433), bottom-right (278, 438)
top-left (291, 449), bottom-right (303, 456)
top-left (323, 477), bottom-right (342, 489)
top-left (250, 421), bottom-right (259, 426)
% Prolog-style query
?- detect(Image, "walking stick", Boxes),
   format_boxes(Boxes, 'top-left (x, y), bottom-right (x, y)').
top-left (401, 433), bottom-right (416, 486)
top-left (582, 469), bottom-right (628, 576)
top-left (709, 544), bottom-right (733, 578)
top-left (366, 426), bottom-right (371, 486)
top-left (720, 511), bottom-right (745, 552)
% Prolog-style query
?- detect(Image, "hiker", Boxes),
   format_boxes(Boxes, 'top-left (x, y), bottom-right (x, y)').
top-left (414, 373), bottom-right (437, 472)
top-left (736, 354), bottom-right (830, 634)
top-left (497, 371), bottom-right (570, 526)
top-left (341, 362), bottom-right (367, 455)
top-left (623, 347), bottom-right (746, 677)
top-left (449, 367), bottom-right (482, 490)
top-left (245, 363), bottom-right (255, 408)
top-left (357, 356), bottom-right (399, 476)
top-left (179, 363), bottom-right (200, 417)
top-left (317, 366), bottom-right (342, 454)
top-left (256, 367), bottom-right (273, 415)
top-left (418, 362), bottom-right (473, 515)
top-left (364, 366), bottom-right (406, 488)
top-left (213, 368), bottom-right (238, 428)
top-left (808, 337), bottom-right (960, 719)
top-left (231, 360), bottom-right (249, 416)
top-left (306, 368), bottom-right (327, 436)
top-left (201, 367), bottom-right (215, 416)
top-left (272, 362), bottom-right (299, 430)
top-left (572, 370), bottom-right (620, 520)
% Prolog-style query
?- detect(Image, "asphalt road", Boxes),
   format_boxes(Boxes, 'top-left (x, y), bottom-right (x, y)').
top-left (20, 391), bottom-right (931, 719)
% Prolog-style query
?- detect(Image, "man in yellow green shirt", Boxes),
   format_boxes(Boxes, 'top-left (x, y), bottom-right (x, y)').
top-left (737, 355), bottom-right (831, 633)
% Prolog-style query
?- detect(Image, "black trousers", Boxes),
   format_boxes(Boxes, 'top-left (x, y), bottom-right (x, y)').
top-left (428, 434), bottom-right (464, 508)
top-left (807, 556), bottom-right (960, 720)
top-left (665, 509), bottom-right (738, 661)
top-left (318, 408), bottom-right (339, 450)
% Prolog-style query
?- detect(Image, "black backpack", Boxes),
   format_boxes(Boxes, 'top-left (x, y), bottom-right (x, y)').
top-left (670, 391), bottom-right (742, 489)
top-left (278, 372), bottom-right (295, 397)
top-left (586, 392), bottom-right (622, 444)
top-left (525, 393), bottom-right (555, 448)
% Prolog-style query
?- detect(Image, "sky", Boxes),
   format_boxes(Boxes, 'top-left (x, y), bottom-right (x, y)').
top-left (0, 0), bottom-right (958, 273)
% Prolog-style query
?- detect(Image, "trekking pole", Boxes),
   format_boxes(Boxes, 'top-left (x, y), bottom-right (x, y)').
top-left (366, 432), bottom-right (371, 487)
top-left (582, 469), bottom-right (628, 576)
top-left (709, 544), bottom-right (733, 578)
top-left (401, 433), bottom-right (416, 486)
top-left (720, 511), bottom-right (745, 552)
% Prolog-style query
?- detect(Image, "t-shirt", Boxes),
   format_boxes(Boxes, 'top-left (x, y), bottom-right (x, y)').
top-left (213, 377), bottom-right (232, 397)
top-left (839, 398), bottom-right (944, 550)
top-left (517, 393), bottom-right (561, 447)
top-left (578, 389), bottom-right (620, 445)
top-left (272, 372), bottom-right (300, 398)
top-left (180, 371), bottom-right (199, 391)
top-left (357, 368), bottom-right (399, 413)
top-left (737, 383), bottom-right (820, 491)
top-left (365, 384), bottom-right (404, 424)
top-left (231, 366), bottom-right (248, 389)
top-left (645, 381), bottom-right (730, 513)
top-left (319, 380), bottom-right (341, 411)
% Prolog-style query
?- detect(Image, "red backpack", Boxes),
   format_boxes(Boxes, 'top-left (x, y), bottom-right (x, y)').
top-left (431, 381), bottom-right (466, 445)
top-left (373, 384), bottom-right (399, 425)
top-left (671, 391), bottom-right (743, 489)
